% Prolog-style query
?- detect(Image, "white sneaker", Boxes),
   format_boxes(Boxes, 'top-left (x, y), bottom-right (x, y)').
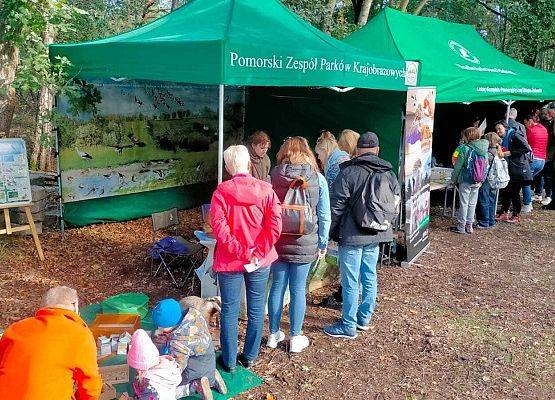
top-left (532, 194), bottom-right (543, 202)
top-left (541, 197), bottom-right (552, 206)
top-left (289, 335), bottom-right (310, 353)
top-left (522, 204), bottom-right (533, 213)
top-left (267, 330), bottom-right (285, 349)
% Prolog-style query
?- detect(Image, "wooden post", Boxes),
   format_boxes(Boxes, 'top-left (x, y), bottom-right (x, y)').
top-left (0, 204), bottom-right (44, 261)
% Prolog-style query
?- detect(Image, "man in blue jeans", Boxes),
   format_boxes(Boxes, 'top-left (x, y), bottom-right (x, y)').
top-left (324, 132), bottom-right (400, 339)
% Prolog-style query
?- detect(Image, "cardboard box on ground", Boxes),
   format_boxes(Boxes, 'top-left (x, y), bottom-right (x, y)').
top-left (99, 383), bottom-right (130, 400)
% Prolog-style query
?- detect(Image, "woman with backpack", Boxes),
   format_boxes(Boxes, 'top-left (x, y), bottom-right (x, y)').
top-left (450, 127), bottom-right (489, 234)
top-left (476, 132), bottom-right (506, 229)
top-left (267, 137), bottom-right (331, 353)
top-left (497, 119), bottom-right (533, 223)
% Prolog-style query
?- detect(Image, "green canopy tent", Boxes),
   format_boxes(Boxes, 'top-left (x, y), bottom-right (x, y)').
top-left (49, 0), bottom-right (411, 225)
top-left (344, 7), bottom-right (555, 104)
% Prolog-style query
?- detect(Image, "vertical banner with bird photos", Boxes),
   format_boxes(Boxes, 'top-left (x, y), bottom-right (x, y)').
top-left (403, 87), bottom-right (436, 263)
top-left (56, 79), bottom-right (245, 203)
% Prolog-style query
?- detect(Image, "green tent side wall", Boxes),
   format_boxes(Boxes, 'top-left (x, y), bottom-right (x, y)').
top-left (245, 87), bottom-right (405, 173)
top-left (344, 7), bottom-right (555, 103)
top-left (63, 182), bottom-right (216, 226)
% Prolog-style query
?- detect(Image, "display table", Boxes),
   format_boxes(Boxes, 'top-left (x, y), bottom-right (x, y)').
top-left (430, 180), bottom-right (457, 217)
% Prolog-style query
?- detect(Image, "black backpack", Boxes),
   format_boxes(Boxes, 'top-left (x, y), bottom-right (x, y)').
top-left (350, 166), bottom-right (399, 232)
top-left (280, 177), bottom-right (317, 236)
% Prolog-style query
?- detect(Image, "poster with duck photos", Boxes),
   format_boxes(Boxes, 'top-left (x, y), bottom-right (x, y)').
top-left (56, 79), bottom-right (245, 203)
top-left (0, 138), bottom-right (32, 206)
top-left (403, 87), bottom-right (436, 263)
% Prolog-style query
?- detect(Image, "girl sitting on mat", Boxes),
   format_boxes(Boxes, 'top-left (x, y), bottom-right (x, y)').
top-left (128, 329), bottom-right (182, 400)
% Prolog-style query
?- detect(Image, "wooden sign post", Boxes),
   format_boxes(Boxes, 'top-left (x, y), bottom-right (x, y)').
top-left (1, 204), bottom-right (44, 261)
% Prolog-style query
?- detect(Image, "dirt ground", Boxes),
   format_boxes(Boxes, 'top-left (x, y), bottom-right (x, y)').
top-left (0, 206), bottom-right (553, 400)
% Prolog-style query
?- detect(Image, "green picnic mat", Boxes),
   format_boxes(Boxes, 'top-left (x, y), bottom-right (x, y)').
top-left (81, 304), bottom-right (263, 399)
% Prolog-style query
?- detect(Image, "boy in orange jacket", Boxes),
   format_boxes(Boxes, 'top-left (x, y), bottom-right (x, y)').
top-left (0, 286), bottom-right (102, 400)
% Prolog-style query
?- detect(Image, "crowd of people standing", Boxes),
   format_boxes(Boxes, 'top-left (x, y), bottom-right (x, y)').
top-left (451, 106), bottom-right (553, 233)
top-left (210, 128), bottom-right (400, 373)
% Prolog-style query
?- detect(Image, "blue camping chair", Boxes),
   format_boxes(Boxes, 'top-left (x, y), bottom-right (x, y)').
top-left (148, 208), bottom-right (204, 289)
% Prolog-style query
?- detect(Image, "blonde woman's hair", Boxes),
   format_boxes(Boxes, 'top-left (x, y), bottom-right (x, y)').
top-left (484, 132), bottom-right (501, 147)
top-left (276, 136), bottom-right (319, 172)
top-left (460, 127), bottom-right (481, 144)
top-left (224, 145), bottom-right (250, 176)
top-left (338, 129), bottom-right (359, 157)
top-left (484, 132), bottom-right (504, 157)
top-left (315, 131), bottom-right (339, 165)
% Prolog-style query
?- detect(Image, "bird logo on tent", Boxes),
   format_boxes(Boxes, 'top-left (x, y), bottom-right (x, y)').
top-left (448, 40), bottom-right (480, 64)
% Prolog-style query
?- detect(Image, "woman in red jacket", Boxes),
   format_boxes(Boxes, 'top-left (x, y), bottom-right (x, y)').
top-left (210, 145), bottom-right (282, 372)
top-left (522, 113), bottom-right (548, 213)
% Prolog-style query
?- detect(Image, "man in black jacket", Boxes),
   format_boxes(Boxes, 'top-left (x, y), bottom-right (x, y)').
top-left (324, 132), bottom-right (400, 339)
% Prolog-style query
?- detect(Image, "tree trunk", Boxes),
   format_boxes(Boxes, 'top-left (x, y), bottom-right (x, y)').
top-left (31, 28), bottom-right (55, 171)
top-left (413, 0), bottom-right (429, 15)
top-left (322, 0), bottom-right (338, 33)
top-left (357, 0), bottom-right (373, 26)
top-left (399, 0), bottom-right (410, 12)
top-left (0, 43), bottom-right (19, 136)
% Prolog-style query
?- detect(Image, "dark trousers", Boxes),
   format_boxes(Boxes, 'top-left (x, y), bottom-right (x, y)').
top-left (181, 342), bottom-right (216, 386)
top-left (500, 180), bottom-right (525, 215)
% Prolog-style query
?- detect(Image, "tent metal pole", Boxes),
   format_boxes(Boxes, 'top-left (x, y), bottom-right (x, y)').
top-left (503, 100), bottom-right (514, 124)
top-left (218, 84), bottom-right (225, 183)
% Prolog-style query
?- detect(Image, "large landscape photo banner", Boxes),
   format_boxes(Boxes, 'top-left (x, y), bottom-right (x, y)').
top-left (56, 79), bottom-right (245, 203)
top-left (403, 87), bottom-right (436, 263)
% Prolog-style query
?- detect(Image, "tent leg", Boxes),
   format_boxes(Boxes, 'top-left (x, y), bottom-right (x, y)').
top-left (218, 85), bottom-right (225, 184)
top-left (503, 100), bottom-right (514, 124)
top-left (54, 126), bottom-right (65, 239)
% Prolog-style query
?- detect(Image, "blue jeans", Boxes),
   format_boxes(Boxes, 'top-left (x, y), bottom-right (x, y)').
top-left (268, 261), bottom-right (311, 336)
top-left (339, 244), bottom-right (379, 329)
top-left (476, 181), bottom-right (497, 227)
top-left (523, 158), bottom-right (545, 205)
top-left (218, 267), bottom-right (270, 368)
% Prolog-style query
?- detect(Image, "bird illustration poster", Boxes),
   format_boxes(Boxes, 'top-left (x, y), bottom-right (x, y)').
top-left (56, 79), bottom-right (245, 203)
top-left (0, 138), bottom-right (32, 206)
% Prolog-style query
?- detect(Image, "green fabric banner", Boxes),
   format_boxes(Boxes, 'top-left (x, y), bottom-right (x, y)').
top-left (50, 0), bottom-right (408, 91)
top-left (63, 183), bottom-right (215, 226)
top-left (345, 7), bottom-right (555, 103)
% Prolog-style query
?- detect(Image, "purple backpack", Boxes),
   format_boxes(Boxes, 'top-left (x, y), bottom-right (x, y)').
top-left (462, 145), bottom-right (487, 183)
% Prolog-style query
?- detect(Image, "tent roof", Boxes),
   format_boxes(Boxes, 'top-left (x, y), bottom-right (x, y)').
top-left (344, 7), bottom-right (555, 103)
top-left (50, 0), bottom-right (408, 91)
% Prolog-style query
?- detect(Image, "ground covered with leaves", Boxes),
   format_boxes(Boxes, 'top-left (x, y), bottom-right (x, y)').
top-left (0, 207), bottom-right (553, 399)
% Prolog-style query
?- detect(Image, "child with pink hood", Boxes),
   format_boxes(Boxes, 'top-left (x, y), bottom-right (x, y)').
top-left (127, 329), bottom-right (181, 400)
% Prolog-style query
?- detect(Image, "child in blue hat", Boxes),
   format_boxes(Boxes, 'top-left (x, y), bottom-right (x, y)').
top-left (151, 298), bottom-right (227, 400)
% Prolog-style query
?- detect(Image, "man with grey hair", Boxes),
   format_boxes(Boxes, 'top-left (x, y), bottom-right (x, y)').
top-left (0, 285), bottom-right (102, 399)
top-left (324, 132), bottom-right (400, 339)
top-left (507, 107), bottom-right (526, 135)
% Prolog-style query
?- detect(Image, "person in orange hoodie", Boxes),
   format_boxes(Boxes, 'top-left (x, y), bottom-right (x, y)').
top-left (0, 285), bottom-right (102, 400)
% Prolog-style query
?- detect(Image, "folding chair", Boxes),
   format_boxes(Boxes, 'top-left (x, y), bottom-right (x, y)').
top-left (148, 208), bottom-right (204, 289)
